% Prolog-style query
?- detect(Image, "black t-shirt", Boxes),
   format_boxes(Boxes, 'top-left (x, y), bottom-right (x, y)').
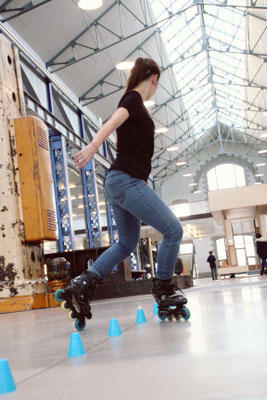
top-left (110, 90), bottom-right (155, 181)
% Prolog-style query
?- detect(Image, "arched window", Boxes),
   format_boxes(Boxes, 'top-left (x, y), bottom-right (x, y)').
top-left (207, 163), bottom-right (246, 191)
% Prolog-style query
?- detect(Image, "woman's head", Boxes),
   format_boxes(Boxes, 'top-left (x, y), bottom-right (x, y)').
top-left (126, 57), bottom-right (161, 97)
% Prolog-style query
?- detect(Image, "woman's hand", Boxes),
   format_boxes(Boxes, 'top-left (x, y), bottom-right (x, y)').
top-left (74, 143), bottom-right (97, 169)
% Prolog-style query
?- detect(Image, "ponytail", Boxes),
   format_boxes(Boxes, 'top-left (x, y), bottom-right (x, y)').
top-left (125, 57), bottom-right (161, 93)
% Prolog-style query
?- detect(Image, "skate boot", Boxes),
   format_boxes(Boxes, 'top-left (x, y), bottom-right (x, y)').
top-left (152, 277), bottom-right (190, 321)
top-left (54, 271), bottom-right (102, 331)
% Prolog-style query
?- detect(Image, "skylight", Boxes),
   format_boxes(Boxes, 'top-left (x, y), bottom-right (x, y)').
top-left (150, 0), bottom-right (246, 136)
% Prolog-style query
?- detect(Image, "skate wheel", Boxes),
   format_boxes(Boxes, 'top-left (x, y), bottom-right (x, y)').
top-left (167, 313), bottom-right (174, 321)
top-left (74, 319), bottom-right (86, 331)
top-left (60, 301), bottom-right (70, 312)
top-left (54, 289), bottom-right (65, 301)
top-left (174, 312), bottom-right (182, 321)
top-left (68, 310), bottom-right (76, 321)
top-left (158, 311), bottom-right (167, 321)
top-left (181, 306), bottom-right (190, 320)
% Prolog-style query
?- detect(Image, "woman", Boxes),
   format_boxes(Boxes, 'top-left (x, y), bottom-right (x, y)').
top-left (60, 58), bottom-right (187, 325)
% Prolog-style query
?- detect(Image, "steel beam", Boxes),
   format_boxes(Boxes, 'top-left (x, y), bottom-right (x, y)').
top-left (50, 134), bottom-right (75, 252)
top-left (82, 160), bottom-right (102, 248)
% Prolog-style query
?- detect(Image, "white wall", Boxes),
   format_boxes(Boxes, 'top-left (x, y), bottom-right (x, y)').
top-left (193, 237), bottom-right (214, 278)
top-left (161, 144), bottom-right (267, 207)
top-left (161, 166), bottom-right (206, 205)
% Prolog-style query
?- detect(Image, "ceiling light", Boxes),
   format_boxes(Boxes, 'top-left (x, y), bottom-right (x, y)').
top-left (78, 205), bottom-right (84, 208)
top-left (155, 127), bottom-right (168, 134)
top-left (69, 184), bottom-right (76, 189)
top-left (116, 61), bottom-right (134, 71)
top-left (78, 0), bottom-right (103, 10)
top-left (258, 150), bottom-right (267, 154)
top-left (176, 161), bottom-right (187, 166)
top-left (254, 182), bottom-right (262, 185)
top-left (144, 100), bottom-right (155, 108)
top-left (167, 146), bottom-right (178, 151)
top-left (183, 173), bottom-right (192, 177)
top-left (256, 163), bottom-right (266, 167)
top-left (72, 213), bottom-right (77, 217)
top-left (189, 183), bottom-right (197, 186)
top-left (260, 133), bottom-right (267, 138)
top-left (255, 174), bottom-right (264, 177)
top-left (78, 195), bottom-right (83, 199)
top-left (193, 190), bottom-right (201, 194)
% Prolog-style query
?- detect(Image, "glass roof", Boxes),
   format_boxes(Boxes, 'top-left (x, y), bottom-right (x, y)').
top-left (149, 0), bottom-right (246, 136)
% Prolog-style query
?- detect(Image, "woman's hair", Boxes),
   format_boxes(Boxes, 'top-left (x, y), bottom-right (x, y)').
top-left (125, 57), bottom-right (161, 93)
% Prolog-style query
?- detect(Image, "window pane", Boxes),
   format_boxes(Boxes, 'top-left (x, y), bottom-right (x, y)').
top-left (248, 257), bottom-right (256, 265)
top-left (234, 165), bottom-right (246, 187)
top-left (234, 235), bottom-right (244, 249)
top-left (216, 238), bottom-right (227, 260)
top-left (216, 164), bottom-right (235, 189)
top-left (244, 235), bottom-right (255, 257)
top-left (207, 163), bottom-right (246, 191)
top-left (207, 168), bottom-right (217, 191)
top-left (236, 249), bottom-right (246, 266)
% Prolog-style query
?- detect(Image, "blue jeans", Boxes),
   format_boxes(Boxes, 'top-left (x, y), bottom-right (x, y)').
top-left (89, 170), bottom-right (183, 280)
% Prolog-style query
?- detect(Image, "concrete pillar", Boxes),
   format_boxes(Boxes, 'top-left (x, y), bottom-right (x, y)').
top-left (223, 217), bottom-right (237, 267)
top-left (0, 34), bottom-right (48, 299)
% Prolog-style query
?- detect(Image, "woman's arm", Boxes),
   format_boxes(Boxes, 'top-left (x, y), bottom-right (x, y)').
top-left (74, 107), bottom-right (129, 169)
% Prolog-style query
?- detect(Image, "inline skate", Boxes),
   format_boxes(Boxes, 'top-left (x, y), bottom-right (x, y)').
top-left (152, 277), bottom-right (190, 321)
top-left (54, 271), bottom-right (102, 331)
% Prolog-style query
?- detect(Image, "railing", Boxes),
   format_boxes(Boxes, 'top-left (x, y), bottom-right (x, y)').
top-left (24, 92), bottom-right (111, 169)
top-left (171, 200), bottom-right (211, 218)
top-left (188, 200), bottom-right (210, 215)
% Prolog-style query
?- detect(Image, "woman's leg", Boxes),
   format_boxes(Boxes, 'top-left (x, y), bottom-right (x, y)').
top-left (125, 183), bottom-right (182, 279)
top-left (89, 202), bottom-right (140, 279)
top-left (104, 171), bottom-right (183, 280)
top-left (88, 171), bottom-right (141, 279)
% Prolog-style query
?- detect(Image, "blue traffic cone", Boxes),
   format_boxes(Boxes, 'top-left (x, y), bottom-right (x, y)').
top-left (68, 332), bottom-right (86, 357)
top-left (108, 318), bottom-right (122, 337)
top-left (136, 307), bottom-right (147, 324)
top-left (0, 359), bottom-right (16, 394)
top-left (153, 303), bottom-right (159, 315)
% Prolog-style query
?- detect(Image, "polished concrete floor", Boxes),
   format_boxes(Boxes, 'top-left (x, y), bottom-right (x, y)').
top-left (1, 276), bottom-right (267, 399)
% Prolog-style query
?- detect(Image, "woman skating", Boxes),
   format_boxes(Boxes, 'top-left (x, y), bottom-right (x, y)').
top-left (56, 58), bottom-right (188, 328)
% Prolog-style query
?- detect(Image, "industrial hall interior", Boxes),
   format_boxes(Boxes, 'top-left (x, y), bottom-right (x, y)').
top-left (1, 0), bottom-right (267, 399)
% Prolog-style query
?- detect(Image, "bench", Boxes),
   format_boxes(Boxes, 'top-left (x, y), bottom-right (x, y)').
top-left (218, 265), bottom-right (248, 279)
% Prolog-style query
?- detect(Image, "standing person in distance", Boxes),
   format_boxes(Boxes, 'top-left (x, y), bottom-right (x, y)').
top-left (207, 251), bottom-right (218, 280)
top-left (59, 58), bottom-right (188, 325)
top-left (255, 233), bottom-right (267, 276)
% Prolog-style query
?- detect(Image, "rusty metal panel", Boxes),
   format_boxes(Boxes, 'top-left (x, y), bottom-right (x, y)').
top-left (14, 116), bottom-right (58, 241)
top-left (0, 35), bottom-right (48, 299)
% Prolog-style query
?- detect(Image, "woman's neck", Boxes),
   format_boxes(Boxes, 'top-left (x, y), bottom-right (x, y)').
top-left (132, 81), bottom-right (151, 102)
